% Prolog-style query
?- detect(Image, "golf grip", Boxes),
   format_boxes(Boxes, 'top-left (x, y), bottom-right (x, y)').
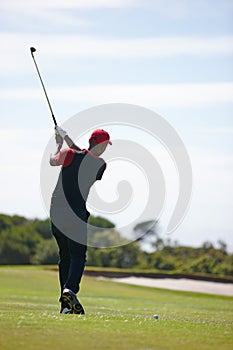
top-left (30, 50), bottom-right (57, 126)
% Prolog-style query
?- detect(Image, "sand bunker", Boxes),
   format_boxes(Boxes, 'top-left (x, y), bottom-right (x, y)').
top-left (111, 277), bottom-right (233, 296)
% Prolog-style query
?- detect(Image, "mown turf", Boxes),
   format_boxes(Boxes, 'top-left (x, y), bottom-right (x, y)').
top-left (0, 266), bottom-right (232, 350)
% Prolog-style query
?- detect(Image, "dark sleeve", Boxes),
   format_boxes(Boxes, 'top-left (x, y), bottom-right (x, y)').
top-left (96, 162), bottom-right (106, 181)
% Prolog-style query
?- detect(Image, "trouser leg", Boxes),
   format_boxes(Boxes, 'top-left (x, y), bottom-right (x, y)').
top-left (63, 209), bottom-right (88, 294)
top-left (64, 239), bottom-right (87, 294)
top-left (51, 221), bottom-right (87, 296)
top-left (51, 223), bottom-right (70, 298)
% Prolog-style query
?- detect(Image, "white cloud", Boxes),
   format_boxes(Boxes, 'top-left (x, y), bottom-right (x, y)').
top-left (0, 0), bottom-right (137, 10)
top-left (45, 35), bottom-right (232, 57)
top-left (0, 0), bottom-right (137, 28)
top-left (142, 0), bottom-right (233, 19)
top-left (190, 148), bottom-right (233, 168)
top-left (1, 34), bottom-right (233, 74)
top-left (197, 127), bottom-right (233, 135)
top-left (0, 128), bottom-right (50, 218)
top-left (1, 83), bottom-right (233, 108)
top-left (28, 9), bottom-right (90, 27)
top-left (164, 146), bottom-right (233, 249)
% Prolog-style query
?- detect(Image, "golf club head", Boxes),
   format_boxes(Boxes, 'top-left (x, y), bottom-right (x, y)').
top-left (30, 47), bottom-right (36, 54)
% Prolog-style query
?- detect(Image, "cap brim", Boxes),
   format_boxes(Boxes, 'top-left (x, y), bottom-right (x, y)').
top-left (108, 140), bottom-right (112, 145)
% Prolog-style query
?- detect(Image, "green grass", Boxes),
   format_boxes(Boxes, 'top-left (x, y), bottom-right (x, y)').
top-left (0, 266), bottom-right (232, 350)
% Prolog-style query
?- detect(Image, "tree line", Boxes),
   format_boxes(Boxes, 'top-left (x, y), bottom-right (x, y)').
top-left (0, 213), bottom-right (232, 277)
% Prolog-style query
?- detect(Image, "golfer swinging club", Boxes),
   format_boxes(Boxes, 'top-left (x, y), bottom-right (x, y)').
top-left (50, 125), bottom-right (112, 314)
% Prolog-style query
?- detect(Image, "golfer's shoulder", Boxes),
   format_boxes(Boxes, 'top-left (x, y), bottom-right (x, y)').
top-left (82, 149), bottom-right (105, 163)
top-left (60, 148), bottom-right (75, 167)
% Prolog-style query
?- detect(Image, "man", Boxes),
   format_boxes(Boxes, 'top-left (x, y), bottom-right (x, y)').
top-left (50, 126), bottom-right (112, 314)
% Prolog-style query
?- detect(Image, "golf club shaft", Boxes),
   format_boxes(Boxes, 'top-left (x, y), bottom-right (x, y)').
top-left (30, 48), bottom-right (57, 126)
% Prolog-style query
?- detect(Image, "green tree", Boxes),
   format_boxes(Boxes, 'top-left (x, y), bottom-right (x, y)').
top-left (31, 238), bottom-right (58, 264)
top-left (88, 216), bottom-right (115, 229)
top-left (217, 240), bottom-right (227, 254)
top-left (109, 242), bottom-right (141, 268)
top-left (0, 226), bottom-right (42, 264)
top-left (88, 228), bottom-right (127, 248)
top-left (31, 218), bottom-right (52, 239)
top-left (133, 220), bottom-right (158, 242)
top-left (0, 214), bottom-right (14, 231)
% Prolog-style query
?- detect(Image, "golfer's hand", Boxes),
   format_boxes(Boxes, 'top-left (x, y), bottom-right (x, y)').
top-left (55, 125), bottom-right (68, 138)
top-left (55, 133), bottom-right (63, 147)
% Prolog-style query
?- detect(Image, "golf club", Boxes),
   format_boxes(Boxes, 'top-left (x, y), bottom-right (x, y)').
top-left (30, 47), bottom-right (57, 126)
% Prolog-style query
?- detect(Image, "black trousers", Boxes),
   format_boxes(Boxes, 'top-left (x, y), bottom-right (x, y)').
top-left (51, 222), bottom-right (87, 298)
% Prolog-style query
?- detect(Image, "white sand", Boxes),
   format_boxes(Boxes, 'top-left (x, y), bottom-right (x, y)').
top-left (111, 277), bottom-right (233, 296)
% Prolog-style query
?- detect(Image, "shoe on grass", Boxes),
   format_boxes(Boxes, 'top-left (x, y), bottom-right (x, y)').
top-left (60, 300), bottom-right (73, 314)
top-left (61, 288), bottom-right (85, 314)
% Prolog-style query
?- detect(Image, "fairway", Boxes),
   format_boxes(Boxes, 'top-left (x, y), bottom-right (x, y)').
top-left (0, 266), bottom-right (232, 350)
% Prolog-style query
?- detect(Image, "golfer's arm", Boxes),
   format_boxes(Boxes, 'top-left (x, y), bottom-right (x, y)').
top-left (64, 135), bottom-right (81, 151)
top-left (50, 144), bottom-right (62, 166)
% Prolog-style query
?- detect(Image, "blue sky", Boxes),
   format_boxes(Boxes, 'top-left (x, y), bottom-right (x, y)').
top-left (0, 0), bottom-right (233, 250)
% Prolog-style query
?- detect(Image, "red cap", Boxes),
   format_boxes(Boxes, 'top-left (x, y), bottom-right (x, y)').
top-left (89, 129), bottom-right (112, 145)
